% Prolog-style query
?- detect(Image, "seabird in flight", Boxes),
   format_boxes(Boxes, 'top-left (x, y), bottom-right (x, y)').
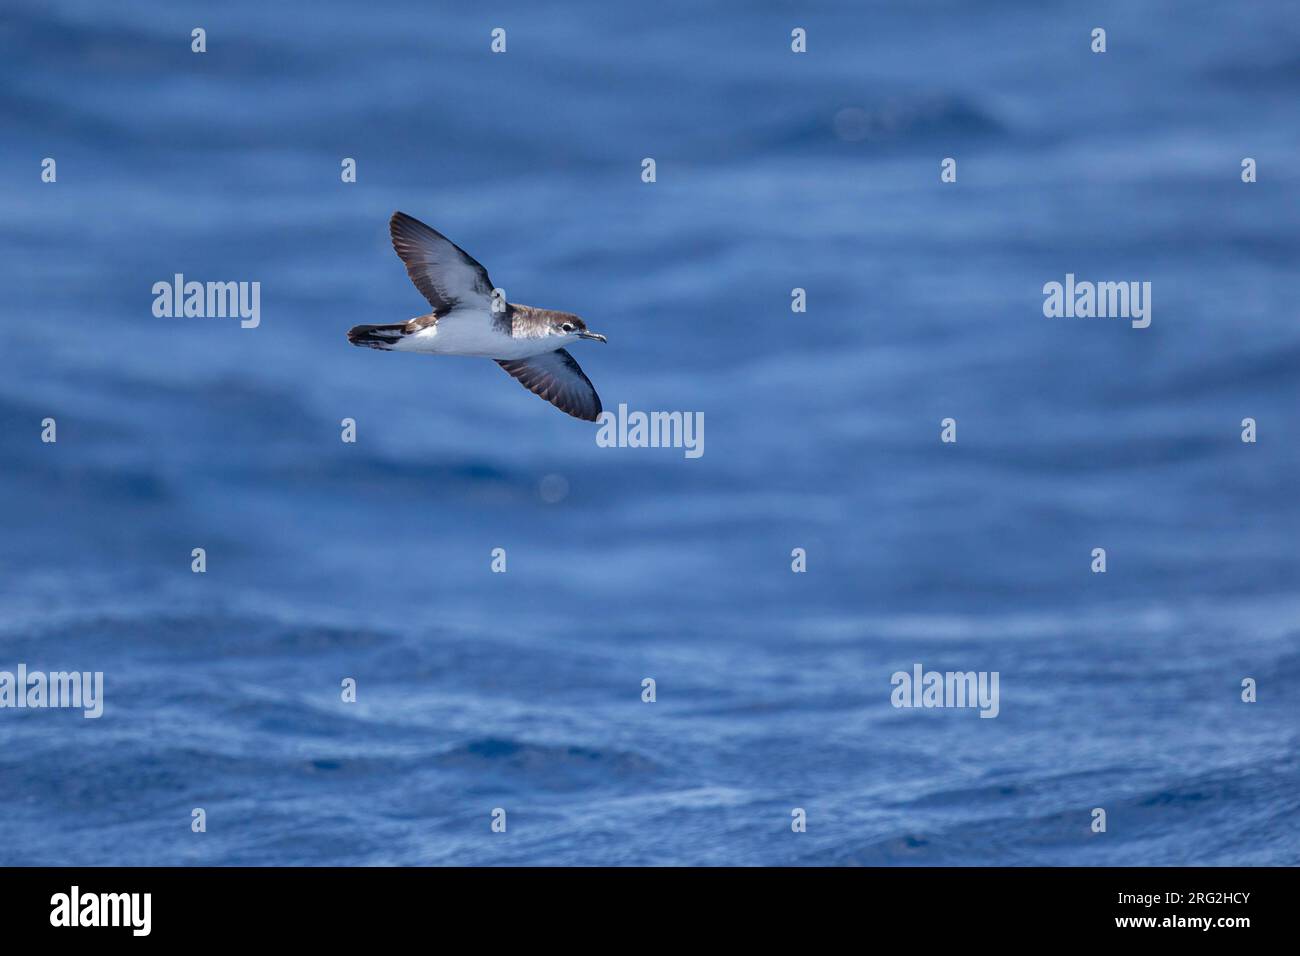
top-left (348, 212), bottom-right (607, 421)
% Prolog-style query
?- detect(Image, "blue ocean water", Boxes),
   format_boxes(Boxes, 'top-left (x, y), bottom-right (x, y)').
top-left (1, 0), bottom-right (1297, 865)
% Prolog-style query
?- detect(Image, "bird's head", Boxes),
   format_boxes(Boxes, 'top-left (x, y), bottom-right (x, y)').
top-left (548, 311), bottom-right (606, 344)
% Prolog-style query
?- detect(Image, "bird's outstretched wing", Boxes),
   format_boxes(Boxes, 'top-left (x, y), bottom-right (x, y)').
top-left (496, 349), bottom-right (603, 421)
top-left (390, 211), bottom-right (495, 314)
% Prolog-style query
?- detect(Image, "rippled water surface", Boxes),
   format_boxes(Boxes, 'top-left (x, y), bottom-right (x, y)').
top-left (1, 0), bottom-right (1298, 865)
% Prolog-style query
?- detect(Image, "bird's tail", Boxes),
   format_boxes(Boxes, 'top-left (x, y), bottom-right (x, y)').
top-left (347, 324), bottom-right (406, 350)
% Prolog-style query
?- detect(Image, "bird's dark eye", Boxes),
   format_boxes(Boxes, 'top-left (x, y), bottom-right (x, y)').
top-left (561, 323), bottom-right (574, 333)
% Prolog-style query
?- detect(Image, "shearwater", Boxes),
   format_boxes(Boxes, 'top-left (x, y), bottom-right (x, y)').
top-left (347, 212), bottom-right (609, 420)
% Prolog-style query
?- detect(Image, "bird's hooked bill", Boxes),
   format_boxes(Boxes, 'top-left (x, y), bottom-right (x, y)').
top-left (579, 330), bottom-right (607, 342)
